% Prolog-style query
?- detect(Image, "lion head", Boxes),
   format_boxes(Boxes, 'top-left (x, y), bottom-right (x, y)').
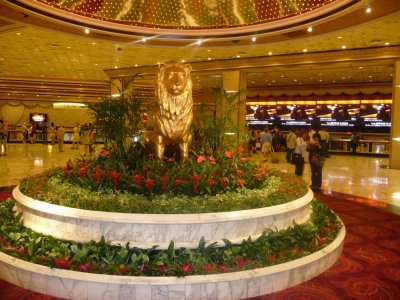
top-left (160, 61), bottom-right (192, 95)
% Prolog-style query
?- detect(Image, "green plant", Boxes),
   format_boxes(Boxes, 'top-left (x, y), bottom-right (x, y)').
top-left (0, 199), bottom-right (342, 277)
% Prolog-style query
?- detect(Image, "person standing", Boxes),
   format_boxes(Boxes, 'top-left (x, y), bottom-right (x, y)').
top-left (42, 122), bottom-right (48, 144)
top-left (72, 122), bottom-right (80, 149)
top-left (80, 123), bottom-right (90, 156)
top-left (350, 132), bottom-right (360, 154)
top-left (0, 119), bottom-right (8, 156)
top-left (260, 127), bottom-right (272, 162)
top-left (29, 123), bottom-right (37, 143)
top-left (49, 122), bottom-right (56, 145)
top-left (57, 125), bottom-right (65, 152)
top-left (285, 129), bottom-right (296, 163)
top-left (319, 128), bottom-right (329, 157)
top-left (308, 133), bottom-right (325, 190)
top-left (293, 130), bottom-right (308, 176)
top-left (21, 122), bottom-right (29, 143)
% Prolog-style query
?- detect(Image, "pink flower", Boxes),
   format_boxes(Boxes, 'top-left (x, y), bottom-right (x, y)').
top-left (208, 156), bottom-right (216, 165)
top-left (225, 151), bottom-right (233, 158)
top-left (197, 155), bottom-right (206, 163)
top-left (144, 178), bottom-right (155, 192)
top-left (77, 261), bottom-right (92, 272)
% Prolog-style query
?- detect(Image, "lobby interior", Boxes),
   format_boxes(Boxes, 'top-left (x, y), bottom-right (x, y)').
top-left (0, 0), bottom-right (400, 299)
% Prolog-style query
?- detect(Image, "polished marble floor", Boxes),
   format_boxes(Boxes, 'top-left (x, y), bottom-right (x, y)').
top-left (1, 143), bottom-right (399, 209)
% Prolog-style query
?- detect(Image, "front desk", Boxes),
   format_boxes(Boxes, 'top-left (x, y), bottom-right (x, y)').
top-left (327, 133), bottom-right (390, 155)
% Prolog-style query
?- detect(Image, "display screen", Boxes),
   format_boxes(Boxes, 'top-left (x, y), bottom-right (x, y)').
top-left (245, 99), bottom-right (391, 132)
top-left (246, 102), bottom-right (277, 127)
top-left (30, 113), bottom-right (47, 123)
top-left (360, 102), bottom-right (391, 132)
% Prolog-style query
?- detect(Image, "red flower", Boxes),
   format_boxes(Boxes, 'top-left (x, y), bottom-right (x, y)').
top-left (217, 264), bottom-right (232, 273)
top-left (234, 256), bottom-right (252, 268)
top-left (159, 165), bottom-right (166, 174)
top-left (157, 264), bottom-right (168, 273)
top-left (201, 264), bottom-right (215, 273)
top-left (208, 178), bottom-right (217, 187)
top-left (91, 169), bottom-right (102, 183)
top-left (160, 175), bottom-right (169, 192)
top-left (53, 256), bottom-right (72, 269)
top-left (235, 169), bottom-right (244, 177)
top-left (240, 158), bottom-right (247, 163)
top-left (189, 173), bottom-right (202, 193)
top-left (144, 178), bottom-right (155, 192)
top-left (174, 179), bottom-right (185, 186)
top-left (316, 234), bottom-right (328, 245)
top-left (117, 264), bottom-right (130, 274)
top-left (133, 174), bottom-right (143, 185)
top-left (225, 151), bottom-right (233, 158)
top-left (77, 261), bottom-right (92, 272)
top-left (208, 156), bottom-right (216, 165)
top-left (220, 177), bottom-right (228, 186)
top-left (267, 253), bottom-right (276, 264)
top-left (294, 245), bottom-right (302, 256)
top-left (236, 179), bottom-right (245, 188)
top-left (142, 119), bottom-right (148, 124)
top-left (109, 171), bottom-right (120, 186)
top-left (65, 162), bottom-right (74, 170)
top-left (197, 155), bottom-right (206, 163)
top-left (17, 247), bottom-right (25, 255)
top-left (177, 263), bottom-right (193, 274)
top-left (99, 150), bottom-right (110, 157)
top-left (254, 173), bottom-right (263, 181)
top-left (78, 167), bottom-right (86, 178)
top-left (139, 263), bottom-right (149, 273)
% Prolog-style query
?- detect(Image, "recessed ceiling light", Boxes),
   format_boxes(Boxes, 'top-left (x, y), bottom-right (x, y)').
top-left (66, 46), bottom-right (71, 49)
top-left (135, 64), bottom-right (138, 67)
top-left (303, 49), bottom-right (308, 52)
top-left (236, 55), bottom-right (240, 58)
top-left (385, 42), bottom-right (390, 46)
top-left (157, 62), bottom-right (160, 65)
top-left (16, 32), bottom-right (21, 35)
top-left (141, 37), bottom-right (147, 42)
top-left (181, 60), bottom-right (185, 63)
top-left (114, 66), bottom-right (118, 68)
top-left (207, 57), bottom-right (211, 60)
top-left (207, 49), bottom-right (211, 52)
top-left (91, 42), bottom-right (96, 45)
top-left (251, 37), bottom-right (256, 42)
top-left (196, 40), bottom-right (203, 45)
top-left (341, 45), bottom-right (347, 49)
top-left (281, 75), bottom-right (285, 78)
top-left (359, 66), bottom-right (363, 69)
top-left (268, 52), bottom-right (273, 55)
top-left (294, 79), bottom-right (298, 82)
top-left (337, 36), bottom-right (343, 39)
top-left (365, 7), bottom-right (372, 14)
top-left (84, 28), bottom-right (90, 34)
top-left (307, 26), bottom-right (313, 33)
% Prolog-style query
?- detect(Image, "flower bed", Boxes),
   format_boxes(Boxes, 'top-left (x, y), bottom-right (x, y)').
top-left (0, 199), bottom-right (341, 277)
top-left (19, 151), bottom-right (308, 214)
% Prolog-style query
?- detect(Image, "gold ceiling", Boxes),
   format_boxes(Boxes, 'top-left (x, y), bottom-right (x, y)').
top-left (35, 0), bottom-right (336, 28)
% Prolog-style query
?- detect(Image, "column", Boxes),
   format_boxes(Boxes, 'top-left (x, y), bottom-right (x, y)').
top-left (389, 61), bottom-right (400, 169)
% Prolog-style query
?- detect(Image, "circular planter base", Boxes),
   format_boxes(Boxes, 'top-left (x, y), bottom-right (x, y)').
top-left (0, 227), bottom-right (345, 300)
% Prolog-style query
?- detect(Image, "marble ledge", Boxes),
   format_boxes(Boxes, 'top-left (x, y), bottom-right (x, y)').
top-left (0, 226), bottom-right (345, 300)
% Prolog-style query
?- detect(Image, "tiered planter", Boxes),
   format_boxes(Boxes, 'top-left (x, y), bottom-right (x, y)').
top-left (0, 186), bottom-right (346, 299)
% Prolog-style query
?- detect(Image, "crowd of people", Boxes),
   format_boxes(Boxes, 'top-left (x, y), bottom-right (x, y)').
top-left (0, 120), bottom-right (97, 156)
top-left (249, 126), bottom-right (332, 191)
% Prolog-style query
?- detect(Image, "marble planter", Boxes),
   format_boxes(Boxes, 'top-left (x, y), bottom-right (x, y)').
top-left (13, 186), bottom-right (314, 249)
top-left (0, 226), bottom-right (345, 300)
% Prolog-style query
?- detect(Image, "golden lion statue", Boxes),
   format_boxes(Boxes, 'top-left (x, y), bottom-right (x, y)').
top-left (154, 61), bottom-right (193, 161)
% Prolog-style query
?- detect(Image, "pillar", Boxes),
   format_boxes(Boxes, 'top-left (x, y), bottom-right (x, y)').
top-left (389, 60), bottom-right (400, 169)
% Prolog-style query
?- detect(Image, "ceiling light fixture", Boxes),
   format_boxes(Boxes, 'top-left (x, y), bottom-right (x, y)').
top-left (196, 40), bottom-right (203, 45)
top-left (268, 52), bottom-right (273, 55)
top-left (236, 55), bottom-right (241, 58)
top-left (84, 28), bottom-right (90, 34)
top-left (135, 64), bottom-right (138, 67)
top-left (181, 60), bottom-right (185, 63)
top-left (207, 58), bottom-right (211, 60)
top-left (337, 36), bottom-right (343, 39)
top-left (303, 49), bottom-right (308, 52)
top-left (251, 37), bottom-right (256, 42)
top-left (385, 42), bottom-right (390, 46)
top-left (341, 45), bottom-right (347, 49)
top-left (114, 66), bottom-right (118, 68)
top-left (141, 37), bottom-right (147, 42)
top-left (307, 26), bottom-right (313, 33)
top-left (365, 7), bottom-right (372, 14)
